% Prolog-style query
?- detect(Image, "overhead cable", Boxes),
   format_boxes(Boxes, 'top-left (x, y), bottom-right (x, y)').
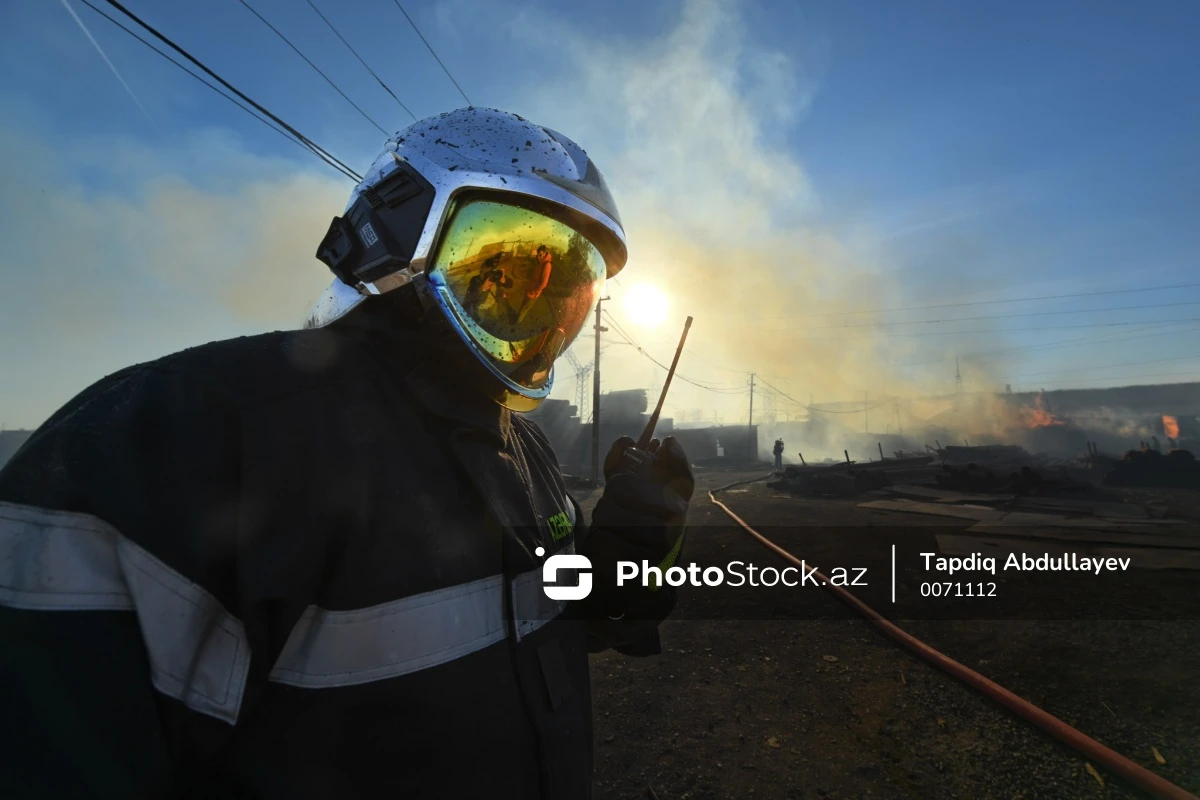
top-left (102, 0), bottom-right (362, 181)
top-left (601, 311), bottom-right (745, 393)
top-left (763, 300), bottom-right (1200, 332)
top-left (391, 0), bottom-right (472, 107)
top-left (236, 0), bottom-right (389, 136)
top-left (78, 0), bottom-right (331, 169)
top-left (305, 0), bottom-right (417, 123)
top-left (744, 280), bottom-right (1200, 319)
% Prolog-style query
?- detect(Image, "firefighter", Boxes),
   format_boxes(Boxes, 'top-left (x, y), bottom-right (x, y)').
top-left (0, 108), bottom-right (693, 799)
top-left (517, 243), bottom-right (555, 324)
top-left (773, 438), bottom-right (785, 471)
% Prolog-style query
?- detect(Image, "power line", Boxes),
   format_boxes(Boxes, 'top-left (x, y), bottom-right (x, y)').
top-left (902, 322), bottom-right (1200, 366)
top-left (1032, 370), bottom-right (1200, 388)
top-left (762, 299), bottom-right (1200, 332)
top-left (598, 309), bottom-right (642, 348)
top-left (101, 0), bottom-right (362, 182)
top-left (601, 311), bottom-right (745, 393)
top-left (304, 0), bottom-right (417, 123)
top-left (236, 0), bottom-right (388, 136)
top-left (801, 317), bottom-right (1200, 340)
top-left (391, 0), bottom-right (472, 107)
top-left (1007, 353), bottom-right (1200, 379)
top-left (78, 0), bottom-right (349, 176)
top-left (742, 281), bottom-right (1200, 319)
top-left (756, 375), bottom-right (894, 415)
top-left (902, 324), bottom-right (1174, 366)
top-left (681, 349), bottom-right (751, 374)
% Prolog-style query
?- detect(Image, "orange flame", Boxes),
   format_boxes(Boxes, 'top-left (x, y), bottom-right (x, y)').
top-left (1021, 394), bottom-right (1064, 429)
top-left (1163, 415), bottom-right (1180, 439)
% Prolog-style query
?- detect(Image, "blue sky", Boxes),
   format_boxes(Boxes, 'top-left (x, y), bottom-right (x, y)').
top-left (2, 0), bottom-right (1199, 429)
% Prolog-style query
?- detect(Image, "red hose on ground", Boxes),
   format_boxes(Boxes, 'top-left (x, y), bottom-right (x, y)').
top-left (709, 485), bottom-right (1197, 800)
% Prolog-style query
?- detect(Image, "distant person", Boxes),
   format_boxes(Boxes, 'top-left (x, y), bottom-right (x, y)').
top-left (479, 255), bottom-right (514, 317)
top-left (517, 244), bottom-right (554, 323)
top-left (773, 437), bottom-right (785, 471)
top-left (463, 265), bottom-right (489, 317)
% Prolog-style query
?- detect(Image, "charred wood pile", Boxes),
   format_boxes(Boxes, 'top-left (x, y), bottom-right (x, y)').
top-left (1104, 448), bottom-right (1200, 489)
top-left (768, 454), bottom-right (937, 497)
top-left (773, 443), bottom-right (1101, 499)
top-left (770, 437), bottom-right (1199, 498)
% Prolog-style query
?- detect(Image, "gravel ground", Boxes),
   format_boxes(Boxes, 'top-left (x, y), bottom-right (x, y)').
top-left (579, 468), bottom-right (1200, 799)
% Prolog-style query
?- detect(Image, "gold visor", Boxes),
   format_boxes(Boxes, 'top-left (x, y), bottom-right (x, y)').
top-left (427, 198), bottom-right (607, 397)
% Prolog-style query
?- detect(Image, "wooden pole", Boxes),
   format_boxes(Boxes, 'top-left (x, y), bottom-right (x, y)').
top-left (747, 373), bottom-right (756, 461)
top-left (591, 298), bottom-right (604, 483)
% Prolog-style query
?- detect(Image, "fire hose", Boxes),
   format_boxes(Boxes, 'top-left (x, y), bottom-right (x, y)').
top-left (709, 477), bottom-right (1197, 800)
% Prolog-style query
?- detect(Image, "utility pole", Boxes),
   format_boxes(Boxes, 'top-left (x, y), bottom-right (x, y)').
top-left (864, 390), bottom-right (869, 433)
top-left (954, 355), bottom-right (963, 410)
top-left (591, 297), bottom-right (608, 483)
top-left (748, 373), bottom-right (755, 427)
top-left (747, 373), bottom-right (756, 459)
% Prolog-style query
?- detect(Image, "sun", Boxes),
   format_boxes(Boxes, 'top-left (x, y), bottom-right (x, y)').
top-left (622, 283), bottom-right (669, 328)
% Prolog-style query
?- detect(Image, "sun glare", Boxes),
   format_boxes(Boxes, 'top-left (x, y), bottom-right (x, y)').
top-left (622, 283), bottom-right (669, 328)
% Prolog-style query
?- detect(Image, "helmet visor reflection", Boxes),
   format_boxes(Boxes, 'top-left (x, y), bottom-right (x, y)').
top-left (427, 198), bottom-right (606, 394)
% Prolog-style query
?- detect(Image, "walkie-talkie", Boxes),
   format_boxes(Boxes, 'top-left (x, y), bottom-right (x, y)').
top-left (618, 316), bottom-right (694, 475)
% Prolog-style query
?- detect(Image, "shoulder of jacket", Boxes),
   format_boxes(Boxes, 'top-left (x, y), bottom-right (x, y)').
top-left (127, 327), bottom-right (387, 411)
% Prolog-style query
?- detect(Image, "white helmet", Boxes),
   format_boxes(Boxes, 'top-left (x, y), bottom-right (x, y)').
top-left (308, 107), bottom-right (627, 411)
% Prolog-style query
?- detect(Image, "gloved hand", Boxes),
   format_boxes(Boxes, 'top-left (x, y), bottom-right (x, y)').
top-left (598, 435), bottom-right (694, 533)
top-left (579, 436), bottom-right (693, 651)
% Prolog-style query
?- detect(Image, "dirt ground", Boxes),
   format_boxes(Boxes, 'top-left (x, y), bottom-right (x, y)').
top-left (577, 468), bottom-right (1200, 800)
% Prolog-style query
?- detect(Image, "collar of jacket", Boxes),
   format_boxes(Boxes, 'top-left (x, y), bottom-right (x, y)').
top-left (332, 293), bottom-right (512, 446)
top-left (404, 359), bottom-right (512, 447)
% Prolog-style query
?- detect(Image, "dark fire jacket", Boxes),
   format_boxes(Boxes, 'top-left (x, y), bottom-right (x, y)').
top-left (0, 301), bottom-right (670, 799)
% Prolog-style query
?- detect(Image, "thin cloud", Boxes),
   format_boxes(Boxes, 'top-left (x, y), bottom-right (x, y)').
top-left (0, 122), bottom-right (342, 427)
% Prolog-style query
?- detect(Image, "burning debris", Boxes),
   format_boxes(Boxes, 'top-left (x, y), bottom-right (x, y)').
top-left (1020, 392), bottom-right (1064, 430)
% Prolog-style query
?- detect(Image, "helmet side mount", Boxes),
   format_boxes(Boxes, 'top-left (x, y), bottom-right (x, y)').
top-left (315, 159), bottom-right (437, 291)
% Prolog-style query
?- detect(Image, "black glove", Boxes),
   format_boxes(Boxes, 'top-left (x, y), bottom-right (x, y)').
top-left (598, 435), bottom-right (694, 533)
top-left (579, 436), bottom-right (694, 651)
